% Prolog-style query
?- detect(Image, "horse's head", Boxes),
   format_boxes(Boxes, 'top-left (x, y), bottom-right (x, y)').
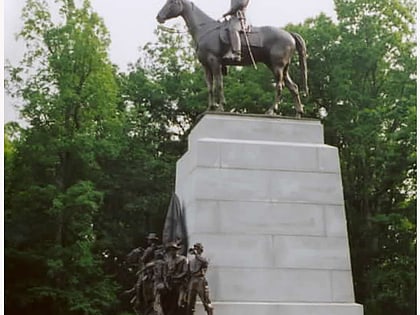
top-left (156, 0), bottom-right (184, 24)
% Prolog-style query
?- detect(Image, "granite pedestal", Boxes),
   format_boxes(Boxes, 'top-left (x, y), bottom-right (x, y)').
top-left (175, 113), bottom-right (363, 315)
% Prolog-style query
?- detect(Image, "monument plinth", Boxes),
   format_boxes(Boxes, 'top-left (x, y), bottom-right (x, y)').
top-left (176, 113), bottom-right (363, 315)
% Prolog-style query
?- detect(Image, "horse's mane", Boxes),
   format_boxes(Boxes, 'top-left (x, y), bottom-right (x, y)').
top-left (186, 0), bottom-right (219, 26)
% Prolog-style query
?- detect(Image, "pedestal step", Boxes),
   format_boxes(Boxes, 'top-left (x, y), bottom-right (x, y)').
top-left (194, 302), bottom-right (363, 315)
top-left (189, 113), bottom-right (324, 143)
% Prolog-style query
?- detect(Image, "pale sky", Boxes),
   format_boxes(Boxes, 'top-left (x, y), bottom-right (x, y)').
top-left (4, 0), bottom-right (337, 122)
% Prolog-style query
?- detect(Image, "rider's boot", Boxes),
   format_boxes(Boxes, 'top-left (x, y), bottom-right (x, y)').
top-left (232, 50), bottom-right (241, 61)
top-left (224, 29), bottom-right (241, 61)
top-left (223, 49), bottom-right (241, 61)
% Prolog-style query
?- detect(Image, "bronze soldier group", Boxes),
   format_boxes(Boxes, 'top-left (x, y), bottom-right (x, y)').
top-left (126, 233), bottom-right (213, 315)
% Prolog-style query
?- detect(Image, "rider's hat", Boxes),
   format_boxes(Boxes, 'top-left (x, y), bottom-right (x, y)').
top-left (165, 241), bottom-right (181, 250)
top-left (193, 242), bottom-right (204, 250)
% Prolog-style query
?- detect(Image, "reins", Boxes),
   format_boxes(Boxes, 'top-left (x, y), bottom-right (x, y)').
top-left (157, 25), bottom-right (188, 34)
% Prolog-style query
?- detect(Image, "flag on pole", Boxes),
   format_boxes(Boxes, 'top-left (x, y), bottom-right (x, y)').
top-left (162, 193), bottom-right (188, 256)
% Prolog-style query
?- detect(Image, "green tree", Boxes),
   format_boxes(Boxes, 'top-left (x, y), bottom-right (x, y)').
top-left (86, 27), bottom-right (203, 307)
top-left (4, 122), bottom-right (21, 202)
top-left (286, 1), bottom-right (416, 314)
top-left (5, 1), bottom-right (121, 314)
top-left (332, 2), bottom-right (416, 314)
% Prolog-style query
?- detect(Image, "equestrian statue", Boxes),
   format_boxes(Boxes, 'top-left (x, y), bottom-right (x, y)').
top-left (156, 0), bottom-right (308, 117)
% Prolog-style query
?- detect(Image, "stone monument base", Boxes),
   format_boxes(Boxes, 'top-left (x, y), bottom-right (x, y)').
top-left (176, 113), bottom-right (363, 315)
top-left (195, 302), bottom-right (363, 315)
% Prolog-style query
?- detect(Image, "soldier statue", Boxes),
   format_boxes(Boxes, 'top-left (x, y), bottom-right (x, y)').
top-left (222, 0), bottom-right (250, 61)
top-left (165, 242), bottom-right (189, 314)
top-left (126, 238), bottom-right (214, 315)
top-left (152, 249), bottom-right (168, 315)
top-left (124, 233), bottom-right (160, 315)
top-left (186, 243), bottom-right (213, 315)
top-left (142, 233), bottom-right (160, 264)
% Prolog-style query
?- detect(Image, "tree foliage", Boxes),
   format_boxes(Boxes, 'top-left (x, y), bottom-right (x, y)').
top-left (286, 0), bottom-right (416, 314)
top-left (5, 1), bottom-right (121, 314)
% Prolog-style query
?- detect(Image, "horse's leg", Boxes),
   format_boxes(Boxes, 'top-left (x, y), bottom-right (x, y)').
top-left (214, 68), bottom-right (225, 111)
top-left (204, 66), bottom-right (214, 111)
top-left (266, 66), bottom-right (283, 115)
top-left (284, 71), bottom-right (304, 118)
top-left (218, 71), bottom-right (226, 111)
top-left (209, 60), bottom-right (225, 111)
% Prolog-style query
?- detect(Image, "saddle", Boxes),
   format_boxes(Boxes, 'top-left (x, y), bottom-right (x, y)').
top-left (219, 22), bottom-right (263, 48)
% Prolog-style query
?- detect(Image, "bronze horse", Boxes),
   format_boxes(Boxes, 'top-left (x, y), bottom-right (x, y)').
top-left (156, 0), bottom-right (308, 117)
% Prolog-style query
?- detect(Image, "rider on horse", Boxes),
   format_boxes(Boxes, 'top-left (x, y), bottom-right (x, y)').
top-left (222, 0), bottom-right (250, 61)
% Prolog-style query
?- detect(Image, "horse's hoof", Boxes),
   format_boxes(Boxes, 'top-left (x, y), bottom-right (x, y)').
top-left (222, 66), bottom-right (228, 76)
top-left (208, 104), bottom-right (224, 112)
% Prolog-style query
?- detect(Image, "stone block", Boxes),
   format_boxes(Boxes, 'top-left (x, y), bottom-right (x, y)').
top-left (195, 139), bottom-right (220, 168)
top-left (192, 168), bottom-right (272, 202)
top-left (317, 145), bottom-right (341, 173)
top-left (269, 171), bottom-right (344, 204)
top-left (190, 200), bottom-right (326, 236)
top-left (325, 205), bottom-right (349, 237)
top-left (188, 201), bottom-right (222, 234)
top-left (188, 234), bottom-right (275, 268)
top-left (206, 267), bottom-right (333, 302)
top-left (175, 151), bottom-right (195, 203)
top-left (190, 138), bottom-right (342, 173)
top-left (218, 139), bottom-right (320, 172)
top-left (195, 302), bottom-right (363, 315)
top-left (190, 168), bottom-right (345, 204)
top-left (273, 235), bottom-right (351, 270)
top-left (189, 113), bottom-right (324, 144)
top-left (187, 234), bottom-right (351, 271)
top-left (331, 270), bottom-right (356, 302)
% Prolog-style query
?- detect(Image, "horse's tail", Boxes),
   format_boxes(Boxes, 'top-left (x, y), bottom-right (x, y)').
top-left (290, 32), bottom-right (308, 96)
